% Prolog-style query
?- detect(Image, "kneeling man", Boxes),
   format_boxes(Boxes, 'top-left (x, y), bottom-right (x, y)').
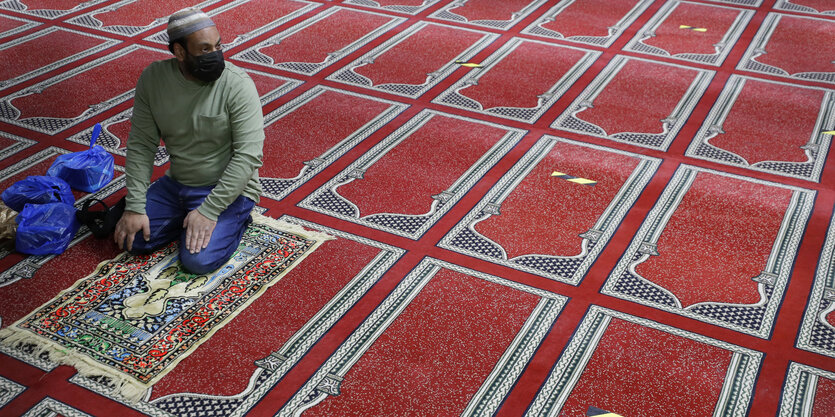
top-left (115, 8), bottom-right (264, 274)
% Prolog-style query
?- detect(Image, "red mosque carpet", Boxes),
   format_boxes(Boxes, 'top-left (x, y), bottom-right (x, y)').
top-left (0, 0), bottom-right (834, 416)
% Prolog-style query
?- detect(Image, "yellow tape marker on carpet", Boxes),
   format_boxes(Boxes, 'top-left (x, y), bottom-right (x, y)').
top-left (587, 406), bottom-right (624, 417)
top-left (679, 25), bottom-right (707, 32)
top-left (551, 171), bottom-right (597, 186)
top-left (455, 60), bottom-right (483, 68)
top-left (822, 130), bottom-right (835, 135)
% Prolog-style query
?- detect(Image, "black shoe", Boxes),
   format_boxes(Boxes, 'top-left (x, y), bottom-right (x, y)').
top-left (76, 197), bottom-right (126, 238)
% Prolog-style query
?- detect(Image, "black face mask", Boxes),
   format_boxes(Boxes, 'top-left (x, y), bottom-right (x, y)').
top-left (184, 49), bottom-right (225, 83)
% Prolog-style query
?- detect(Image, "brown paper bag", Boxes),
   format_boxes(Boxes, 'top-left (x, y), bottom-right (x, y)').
top-left (0, 202), bottom-right (18, 247)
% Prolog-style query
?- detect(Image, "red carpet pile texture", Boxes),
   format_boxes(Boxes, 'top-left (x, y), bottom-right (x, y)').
top-left (0, 0), bottom-right (833, 416)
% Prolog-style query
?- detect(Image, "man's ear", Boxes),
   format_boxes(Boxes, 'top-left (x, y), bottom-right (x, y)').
top-left (173, 41), bottom-right (187, 62)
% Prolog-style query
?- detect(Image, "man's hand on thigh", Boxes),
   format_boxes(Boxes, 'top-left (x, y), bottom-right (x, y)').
top-left (115, 211), bottom-right (150, 251)
top-left (183, 209), bottom-right (217, 254)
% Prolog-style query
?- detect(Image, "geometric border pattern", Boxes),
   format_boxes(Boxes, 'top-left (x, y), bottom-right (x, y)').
top-left (259, 86), bottom-right (409, 202)
top-left (736, 13), bottom-right (835, 85)
top-left (602, 165), bottom-right (816, 338)
top-left (623, 0), bottom-right (755, 66)
top-left (239, 67), bottom-right (305, 107)
top-left (0, 131), bottom-right (36, 162)
top-left (326, 21), bottom-right (500, 99)
top-left (67, 216), bottom-right (405, 417)
top-left (524, 305), bottom-right (763, 417)
top-left (0, 44), bottom-right (168, 135)
top-left (708, 0), bottom-right (762, 5)
top-left (0, 0), bottom-right (109, 19)
top-left (520, 0), bottom-right (654, 47)
top-left (0, 375), bottom-right (24, 409)
top-left (298, 109), bottom-right (527, 240)
top-left (0, 26), bottom-right (119, 90)
top-left (0, 13), bottom-right (38, 40)
top-left (428, 0), bottom-right (548, 31)
top-left (342, 0), bottom-right (441, 15)
top-left (231, 7), bottom-right (406, 76)
top-left (141, 0), bottom-right (322, 50)
top-left (551, 55), bottom-right (715, 150)
top-left (276, 257), bottom-right (568, 417)
top-left (432, 38), bottom-right (601, 124)
top-left (774, 1), bottom-right (835, 16)
top-left (0, 15), bottom-right (40, 38)
top-left (685, 75), bottom-right (834, 182)
top-left (778, 362), bottom-right (835, 417)
top-left (797, 202), bottom-right (835, 358)
top-left (438, 135), bottom-right (661, 285)
top-left (65, 0), bottom-right (221, 37)
top-left (21, 397), bottom-right (92, 417)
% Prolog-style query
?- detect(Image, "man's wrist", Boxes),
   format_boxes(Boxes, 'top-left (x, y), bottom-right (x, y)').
top-left (125, 200), bottom-right (146, 215)
top-left (196, 204), bottom-right (219, 222)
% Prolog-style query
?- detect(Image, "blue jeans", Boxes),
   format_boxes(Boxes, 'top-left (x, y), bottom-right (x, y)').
top-left (128, 176), bottom-right (255, 274)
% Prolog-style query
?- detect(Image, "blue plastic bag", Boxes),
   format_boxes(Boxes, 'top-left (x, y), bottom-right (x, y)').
top-left (47, 124), bottom-right (114, 192)
top-left (15, 202), bottom-right (79, 255)
top-left (1, 176), bottom-right (75, 212)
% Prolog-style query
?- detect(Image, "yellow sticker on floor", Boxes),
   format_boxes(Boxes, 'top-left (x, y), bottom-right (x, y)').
top-left (551, 171), bottom-right (597, 186)
top-left (455, 60), bottom-right (483, 68)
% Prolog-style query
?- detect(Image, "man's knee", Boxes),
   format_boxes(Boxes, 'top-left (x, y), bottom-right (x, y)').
top-left (179, 250), bottom-right (227, 275)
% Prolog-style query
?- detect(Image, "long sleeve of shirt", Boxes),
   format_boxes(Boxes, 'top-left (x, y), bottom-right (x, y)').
top-left (124, 68), bottom-right (162, 215)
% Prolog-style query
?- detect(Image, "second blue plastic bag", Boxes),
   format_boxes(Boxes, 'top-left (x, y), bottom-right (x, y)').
top-left (47, 124), bottom-right (114, 192)
top-left (1, 176), bottom-right (75, 212)
top-left (15, 202), bottom-right (79, 255)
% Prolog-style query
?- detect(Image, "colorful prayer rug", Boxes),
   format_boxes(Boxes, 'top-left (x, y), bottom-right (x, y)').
top-left (0, 214), bottom-right (331, 403)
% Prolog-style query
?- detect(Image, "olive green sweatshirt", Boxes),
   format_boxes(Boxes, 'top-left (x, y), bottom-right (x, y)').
top-left (125, 58), bottom-right (264, 221)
